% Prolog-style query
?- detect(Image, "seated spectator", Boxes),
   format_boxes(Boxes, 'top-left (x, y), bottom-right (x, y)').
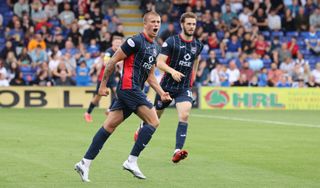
top-left (9, 70), bottom-right (26, 86)
top-left (227, 60), bottom-right (240, 86)
top-left (0, 41), bottom-right (17, 60)
top-left (219, 64), bottom-right (230, 87)
top-left (268, 63), bottom-right (283, 86)
top-left (255, 8), bottom-right (268, 31)
top-left (309, 6), bottom-right (320, 31)
top-left (295, 7), bottom-right (309, 31)
top-left (14, 0), bottom-right (30, 18)
top-left (287, 0), bottom-right (299, 17)
top-left (248, 52), bottom-right (264, 72)
top-left (48, 52), bottom-right (61, 74)
top-left (233, 74), bottom-right (249, 87)
top-left (291, 64), bottom-right (304, 82)
top-left (54, 69), bottom-right (75, 86)
top-left (83, 24), bottom-right (99, 45)
top-left (306, 75), bottom-right (320, 87)
top-left (30, 62), bottom-right (53, 86)
top-left (59, 3), bottom-right (75, 28)
top-left (287, 37), bottom-right (299, 58)
top-left (0, 59), bottom-right (7, 78)
top-left (207, 32), bottom-right (220, 50)
top-left (202, 10), bottom-right (216, 34)
top-left (221, 4), bottom-right (237, 27)
top-left (158, 23), bottom-right (176, 45)
top-left (75, 60), bottom-right (91, 86)
top-left (254, 34), bottom-right (269, 57)
top-left (239, 6), bottom-right (251, 29)
top-left (311, 63), bottom-right (320, 85)
top-left (276, 43), bottom-right (292, 64)
top-left (268, 10), bottom-right (281, 31)
top-left (249, 75), bottom-right (259, 87)
top-left (209, 63), bottom-right (221, 86)
top-left (90, 5), bottom-right (104, 29)
top-left (304, 0), bottom-right (317, 16)
top-left (86, 39), bottom-right (100, 57)
top-left (61, 53), bottom-right (76, 77)
top-left (206, 49), bottom-right (219, 71)
top-left (283, 8), bottom-right (296, 31)
top-left (258, 67), bottom-right (268, 87)
top-left (305, 26), bottom-right (319, 51)
top-left (44, 0), bottom-right (58, 19)
top-left (208, 0), bottom-right (221, 14)
top-left (309, 40), bottom-right (320, 56)
top-left (225, 35), bottom-right (242, 59)
top-left (29, 45), bottom-right (48, 66)
top-left (17, 47), bottom-right (32, 67)
top-left (276, 75), bottom-right (292, 87)
top-left (195, 60), bottom-right (210, 86)
top-left (61, 40), bottom-right (79, 57)
top-left (242, 32), bottom-right (253, 54)
top-left (0, 72), bottom-right (9, 86)
top-left (31, 1), bottom-right (47, 24)
top-left (280, 57), bottom-right (295, 76)
top-left (240, 61), bottom-right (254, 81)
top-left (52, 62), bottom-right (72, 80)
top-left (28, 33), bottom-right (46, 51)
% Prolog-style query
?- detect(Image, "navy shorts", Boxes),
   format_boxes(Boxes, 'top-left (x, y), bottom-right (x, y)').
top-left (154, 88), bottom-right (193, 110)
top-left (110, 89), bottom-right (153, 119)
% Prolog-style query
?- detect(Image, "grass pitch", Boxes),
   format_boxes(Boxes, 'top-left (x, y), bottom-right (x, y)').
top-left (1, 108), bottom-right (320, 188)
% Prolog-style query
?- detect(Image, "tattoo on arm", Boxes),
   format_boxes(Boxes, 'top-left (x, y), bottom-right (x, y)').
top-left (102, 59), bottom-right (116, 82)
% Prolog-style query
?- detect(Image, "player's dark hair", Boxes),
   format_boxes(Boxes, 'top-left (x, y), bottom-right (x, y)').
top-left (143, 11), bottom-right (160, 24)
top-left (180, 12), bottom-right (197, 24)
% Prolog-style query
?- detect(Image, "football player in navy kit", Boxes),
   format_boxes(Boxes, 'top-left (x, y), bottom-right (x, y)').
top-left (134, 12), bottom-right (203, 163)
top-left (74, 11), bottom-right (172, 181)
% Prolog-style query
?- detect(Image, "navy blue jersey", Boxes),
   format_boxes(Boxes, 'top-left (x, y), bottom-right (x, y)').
top-left (160, 34), bottom-right (203, 91)
top-left (119, 33), bottom-right (159, 90)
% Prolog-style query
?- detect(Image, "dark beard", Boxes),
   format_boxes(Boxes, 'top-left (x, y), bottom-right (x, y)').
top-left (183, 26), bottom-right (193, 37)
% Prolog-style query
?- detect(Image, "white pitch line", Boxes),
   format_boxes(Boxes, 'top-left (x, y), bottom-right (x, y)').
top-left (192, 114), bottom-right (320, 128)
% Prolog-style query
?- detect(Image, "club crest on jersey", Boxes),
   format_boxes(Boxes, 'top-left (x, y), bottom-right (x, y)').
top-left (191, 47), bottom-right (197, 54)
top-left (162, 42), bottom-right (168, 47)
top-left (127, 38), bottom-right (135, 47)
top-left (157, 100), bottom-right (163, 108)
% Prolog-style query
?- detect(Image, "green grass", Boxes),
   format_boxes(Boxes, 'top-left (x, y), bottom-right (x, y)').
top-left (1, 109), bottom-right (320, 188)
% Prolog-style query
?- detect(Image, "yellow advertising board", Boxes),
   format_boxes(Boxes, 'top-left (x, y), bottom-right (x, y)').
top-left (200, 87), bottom-right (320, 110)
top-left (0, 87), bottom-right (157, 108)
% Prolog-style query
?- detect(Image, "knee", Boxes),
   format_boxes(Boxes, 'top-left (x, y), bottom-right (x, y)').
top-left (147, 118), bottom-right (160, 128)
top-left (179, 111), bottom-right (190, 122)
top-left (103, 122), bottom-right (117, 133)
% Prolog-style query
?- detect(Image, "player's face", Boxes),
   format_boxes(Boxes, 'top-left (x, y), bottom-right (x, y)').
top-left (145, 15), bottom-right (161, 38)
top-left (112, 39), bottom-right (123, 50)
top-left (181, 18), bottom-right (196, 37)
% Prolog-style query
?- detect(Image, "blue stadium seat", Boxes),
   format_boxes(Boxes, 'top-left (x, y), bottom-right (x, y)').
top-left (300, 32), bottom-right (309, 38)
top-left (218, 58), bottom-right (229, 65)
top-left (0, 37), bottom-right (5, 44)
top-left (286, 31), bottom-right (299, 37)
top-left (261, 31), bottom-right (270, 38)
top-left (217, 31), bottom-right (224, 40)
top-left (271, 31), bottom-right (284, 37)
top-left (300, 49), bottom-right (311, 55)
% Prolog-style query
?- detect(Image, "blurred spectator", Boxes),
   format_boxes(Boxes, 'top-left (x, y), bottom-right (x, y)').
top-left (254, 34), bottom-right (269, 57)
top-left (28, 33), bottom-right (46, 51)
top-left (225, 34), bottom-right (242, 59)
top-left (309, 40), bottom-right (320, 56)
top-left (276, 75), bottom-right (291, 87)
top-left (61, 40), bottom-right (79, 57)
top-left (75, 60), bottom-right (91, 86)
top-left (295, 52), bottom-right (309, 67)
top-left (207, 0), bottom-right (221, 13)
top-left (54, 69), bottom-right (75, 86)
top-left (287, 0), bottom-right (299, 17)
top-left (233, 74), bottom-right (249, 87)
top-left (240, 61), bottom-right (254, 81)
top-left (239, 6), bottom-right (251, 29)
top-left (0, 72), bottom-right (9, 86)
top-left (306, 75), bottom-right (320, 87)
top-left (283, 8), bottom-right (296, 31)
top-left (62, 52), bottom-right (76, 76)
top-left (276, 43), bottom-right (292, 65)
top-left (14, 0), bottom-right (30, 18)
top-left (304, 0), bottom-right (317, 16)
top-left (305, 26), bottom-right (320, 52)
top-left (219, 64), bottom-right (230, 87)
top-left (158, 22), bottom-right (176, 44)
top-left (268, 10), bottom-right (281, 31)
top-left (207, 32), bottom-right (219, 50)
top-left (48, 52), bottom-right (61, 73)
top-left (222, 4), bottom-right (237, 28)
top-left (45, 0), bottom-right (59, 19)
top-left (311, 63), bottom-right (320, 85)
top-left (291, 63), bottom-right (304, 82)
top-left (258, 67), bottom-right (268, 86)
top-left (248, 52), bottom-right (264, 72)
top-left (268, 62), bottom-right (283, 86)
top-left (295, 7), bottom-right (309, 31)
top-left (52, 61), bottom-right (72, 80)
top-left (29, 44), bottom-right (48, 66)
top-left (227, 60), bottom-right (240, 86)
top-left (287, 37), bottom-right (299, 58)
top-left (86, 39), bottom-right (100, 57)
top-left (255, 8), bottom-right (268, 31)
top-left (68, 23), bottom-right (82, 47)
top-left (249, 75), bottom-right (258, 87)
top-left (309, 6), bottom-right (320, 31)
top-left (0, 41), bottom-right (16, 60)
top-left (280, 57), bottom-right (295, 76)
top-left (195, 59), bottom-right (210, 86)
top-left (155, 0), bottom-right (171, 15)
top-left (9, 70), bottom-right (26, 86)
top-left (31, 1), bottom-right (47, 24)
top-left (90, 5), bottom-right (103, 29)
top-left (112, 24), bottom-right (125, 38)
top-left (206, 49), bottom-right (219, 71)
top-left (59, 3), bottom-right (75, 28)
top-left (209, 63), bottom-right (221, 86)
top-left (241, 32), bottom-right (253, 54)
top-left (30, 62), bottom-right (53, 86)
top-left (270, 0), bottom-right (284, 15)
top-left (17, 47), bottom-right (32, 67)
top-left (83, 23), bottom-right (99, 44)
top-left (202, 10), bottom-right (216, 34)
top-left (0, 59), bottom-right (7, 78)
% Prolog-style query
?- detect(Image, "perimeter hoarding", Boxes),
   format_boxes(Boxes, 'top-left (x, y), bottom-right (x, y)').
top-left (201, 87), bottom-right (320, 110)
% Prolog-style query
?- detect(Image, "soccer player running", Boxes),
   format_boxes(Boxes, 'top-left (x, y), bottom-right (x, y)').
top-left (84, 36), bottom-right (123, 123)
top-left (134, 12), bottom-right (203, 163)
top-left (75, 11), bottom-right (172, 181)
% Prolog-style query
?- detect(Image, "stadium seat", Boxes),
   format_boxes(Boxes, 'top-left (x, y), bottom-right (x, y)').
top-left (286, 31), bottom-right (299, 37)
top-left (300, 49), bottom-right (311, 55)
top-left (218, 58), bottom-right (229, 65)
top-left (217, 31), bottom-right (224, 40)
top-left (261, 31), bottom-right (270, 38)
top-left (271, 31), bottom-right (284, 37)
top-left (300, 32), bottom-right (309, 38)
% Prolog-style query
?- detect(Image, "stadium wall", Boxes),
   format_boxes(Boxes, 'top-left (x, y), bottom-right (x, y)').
top-left (1, 87), bottom-right (320, 110)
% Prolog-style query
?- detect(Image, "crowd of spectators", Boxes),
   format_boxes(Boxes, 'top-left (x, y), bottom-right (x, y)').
top-left (0, 0), bottom-right (320, 88)
top-left (142, 0), bottom-right (320, 88)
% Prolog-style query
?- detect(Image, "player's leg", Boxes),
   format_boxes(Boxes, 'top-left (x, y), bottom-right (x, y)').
top-left (105, 86), bottom-right (117, 116)
top-left (75, 99), bottom-right (129, 182)
top-left (84, 82), bottom-right (102, 122)
top-left (123, 105), bottom-right (159, 179)
top-left (172, 101), bottom-right (192, 163)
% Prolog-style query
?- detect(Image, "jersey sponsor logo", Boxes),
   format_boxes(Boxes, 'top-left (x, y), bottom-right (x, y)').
top-left (142, 56), bottom-right (154, 70)
top-left (191, 47), bottom-right (197, 54)
top-left (178, 53), bottom-right (192, 67)
top-left (127, 38), bottom-right (135, 47)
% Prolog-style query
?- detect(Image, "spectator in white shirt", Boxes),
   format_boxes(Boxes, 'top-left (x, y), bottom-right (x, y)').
top-left (268, 10), bottom-right (281, 31)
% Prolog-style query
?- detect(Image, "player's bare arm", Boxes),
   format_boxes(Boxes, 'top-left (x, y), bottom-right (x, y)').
top-left (191, 56), bottom-right (201, 84)
top-left (99, 49), bottom-right (127, 96)
top-left (147, 65), bottom-right (172, 102)
top-left (157, 54), bottom-right (185, 82)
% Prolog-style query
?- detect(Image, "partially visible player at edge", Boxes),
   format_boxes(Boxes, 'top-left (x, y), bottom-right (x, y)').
top-left (74, 11), bottom-right (172, 182)
top-left (84, 36), bottom-right (123, 123)
top-left (134, 12), bottom-right (203, 163)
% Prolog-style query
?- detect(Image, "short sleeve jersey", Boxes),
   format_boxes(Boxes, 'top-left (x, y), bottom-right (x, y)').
top-left (120, 33), bottom-right (159, 90)
top-left (160, 34), bottom-right (203, 91)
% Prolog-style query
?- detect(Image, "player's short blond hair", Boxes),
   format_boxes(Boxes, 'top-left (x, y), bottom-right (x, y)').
top-left (143, 11), bottom-right (160, 24)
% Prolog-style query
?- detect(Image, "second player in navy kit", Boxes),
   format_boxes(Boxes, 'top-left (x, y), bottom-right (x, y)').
top-left (134, 12), bottom-right (203, 163)
top-left (74, 11), bottom-right (172, 182)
